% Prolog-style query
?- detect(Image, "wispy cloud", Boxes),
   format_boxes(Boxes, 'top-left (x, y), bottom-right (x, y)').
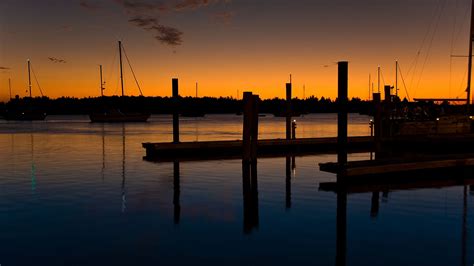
top-left (48, 57), bottom-right (67, 63)
top-left (79, 0), bottom-right (102, 10)
top-left (80, 0), bottom-right (233, 46)
top-left (211, 11), bottom-right (233, 25)
top-left (174, 0), bottom-right (230, 11)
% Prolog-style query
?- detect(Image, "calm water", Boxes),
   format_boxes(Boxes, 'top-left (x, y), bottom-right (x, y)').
top-left (0, 114), bottom-right (472, 266)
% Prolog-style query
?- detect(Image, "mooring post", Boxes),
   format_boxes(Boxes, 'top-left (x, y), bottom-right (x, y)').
top-left (384, 85), bottom-right (391, 103)
top-left (286, 83), bottom-right (292, 140)
top-left (337, 61), bottom-right (348, 169)
top-left (291, 120), bottom-right (297, 140)
top-left (250, 95), bottom-right (259, 162)
top-left (243, 92), bottom-right (253, 163)
top-left (172, 78), bottom-right (180, 144)
top-left (373, 93), bottom-right (382, 158)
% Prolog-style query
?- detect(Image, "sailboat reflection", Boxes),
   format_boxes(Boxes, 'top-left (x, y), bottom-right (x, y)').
top-left (30, 133), bottom-right (36, 192)
top-left (320, 170), bottom-right (474, 266)
top-left (242, 161), bottom-right (259, 234)
top-left (121, 124), bottom-right (126, 213)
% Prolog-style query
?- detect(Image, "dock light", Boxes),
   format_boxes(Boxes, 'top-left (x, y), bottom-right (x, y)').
top-left (470, 116), bottom-right (473, 120)
top-left (436, 118), bottom-right (440, 121)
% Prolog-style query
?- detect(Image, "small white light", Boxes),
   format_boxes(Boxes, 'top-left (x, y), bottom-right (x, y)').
top-left (436, 118), bottom-right (440, 121)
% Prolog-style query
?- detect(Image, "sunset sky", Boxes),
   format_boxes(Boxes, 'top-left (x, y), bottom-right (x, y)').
top-left (0, 0), bottom-right (473, 101)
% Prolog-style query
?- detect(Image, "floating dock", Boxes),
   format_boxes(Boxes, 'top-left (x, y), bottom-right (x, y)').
top-left (143, 136), bottom-right (374, 162)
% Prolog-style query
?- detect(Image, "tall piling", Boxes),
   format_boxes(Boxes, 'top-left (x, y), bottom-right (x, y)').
top-left (286, 83), bottom-right (292, 140)
top-left (250, 95), bottom-right (259, 161)
top-left (243, 92), bottom-right (253, 163)
top-left (373, 93), bottom-right (382, 158)
top-left (337, 61), bottom-right (349, 168)
top-left (172, 78), bottom-right (179, 144)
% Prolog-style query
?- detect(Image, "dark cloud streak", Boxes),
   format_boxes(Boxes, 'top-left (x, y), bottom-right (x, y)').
top-left (48, 57), bottom-right (67, 63)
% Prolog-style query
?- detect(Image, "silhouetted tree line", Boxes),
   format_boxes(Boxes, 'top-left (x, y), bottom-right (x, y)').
top-left (0, 95), bottom-right (466, 116)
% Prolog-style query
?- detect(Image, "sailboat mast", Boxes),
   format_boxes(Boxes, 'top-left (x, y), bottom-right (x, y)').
top-left (467, 0), bottom-right (474, 111)
top-left (27, 60), bottom-right (32, 98)
top-left (395, 60), bottom-right (398, 98)
top-left (196, 82), bottom-right (198, 98)
top-left (99, 65), bottom-right (104, 97)
top-left (118, 41), bottom-right (124, 97)
top-left (377, 66), bottom-right (381, 93)
top-left (8, 78), bottom-right (12, 100)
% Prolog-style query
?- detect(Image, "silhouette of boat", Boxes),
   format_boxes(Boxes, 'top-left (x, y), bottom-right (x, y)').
top-left (90, 41), bottom-right (150, 123)
top-left (3, 60), bottom-right (47, 121)
top-left (90, 110), bottom-right (150, 123)
top-left (386, 4), bottom-right (474, 136)
top-left (3, 110), bottom-right (47, 121)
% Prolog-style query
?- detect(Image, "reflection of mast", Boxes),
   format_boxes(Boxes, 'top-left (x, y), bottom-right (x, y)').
top-left (121, 124), bottom-right (126, 213)
top-left (101, 124), bottom-right (106, 181)
top-left (31, 134), bottom-right (36, 192)
top-left (462, 186), bottom-right (468, 266)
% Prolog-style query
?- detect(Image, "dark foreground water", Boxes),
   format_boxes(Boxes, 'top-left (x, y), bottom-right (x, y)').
top-left (0, 114), bottom-right (472, 266)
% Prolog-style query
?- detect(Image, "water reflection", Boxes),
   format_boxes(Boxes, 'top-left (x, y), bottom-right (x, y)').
top-left (322, 171), bottom-right (474, 266)
top-left (173, 161), bottom-right (181, 225)
top-left (285, 156), bottom-right (296, 210)
top-left (30, 134), bottom-right (36, 192)
top-left (121, 124), bottom-right (127, 213)
top-left (242, 161), bottom-right (259, 234)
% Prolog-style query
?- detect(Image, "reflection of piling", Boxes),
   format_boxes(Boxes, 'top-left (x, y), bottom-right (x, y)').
top-left (173, 161), bottom-right (181, 225)
top-left (373, 93), bottom-right (382, 158)
top-left (338, 61), bottom-right (348, 170)
top-left (286, 156), bottom-right (292, 210)
top-left (336, 190), bottom-right (347, 266)
top-left (172, 78), bottom-right (180, 144)
top-left (243, 92), bottom-right (259, 163)
top-left (286, 83), bottom-right (292, 140)
top-left (242, 162), bottom-right (259, 234)
top-left (370, 191), bottom-right (380, 218)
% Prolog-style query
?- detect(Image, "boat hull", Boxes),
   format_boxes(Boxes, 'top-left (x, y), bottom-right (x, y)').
top-left (3, 111), bottom-right (47, 121)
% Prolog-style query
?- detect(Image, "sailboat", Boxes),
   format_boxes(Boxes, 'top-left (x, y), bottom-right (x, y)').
top-left (89, 41), bottom-right (150, 123)
top-left (389, 0), bottom-right (474, 136)
top-left (3, 60), bottom-right (47, 121)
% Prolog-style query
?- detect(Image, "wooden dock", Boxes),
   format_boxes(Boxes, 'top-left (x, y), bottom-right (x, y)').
top-left (143, 136), bottom-right (374, 162)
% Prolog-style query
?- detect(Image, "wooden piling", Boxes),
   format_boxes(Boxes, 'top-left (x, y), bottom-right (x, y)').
top-left (373, 93), bottom-right (382, 157)
top-left (338, 61), bottom-right (349, 167)
top-left (384, 85), bottom-right (391, 103)
top-left (172, 78), bottom-right (179, 144)
top-left (286, 83), bottom-right (292, 140)
top-left (291, 120), bottom-right (297, 140)
top-left (243, 92), bottom-right (253, 162)
top-left (250, 95), bottom-right (259, 162)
